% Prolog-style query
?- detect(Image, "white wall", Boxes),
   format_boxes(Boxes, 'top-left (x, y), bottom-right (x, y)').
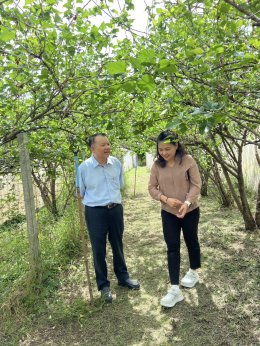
top-left (145, 152), bottom-right (154, 170)
top-left (122, 150), bottom-right (138, 172)
top-left (242, 144), bottom-right (260, 192)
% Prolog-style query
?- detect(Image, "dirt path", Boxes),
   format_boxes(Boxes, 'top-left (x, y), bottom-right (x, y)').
top-left (8, 169), bottom-right (260, 345)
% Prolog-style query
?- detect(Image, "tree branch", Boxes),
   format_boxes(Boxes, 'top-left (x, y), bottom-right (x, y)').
top-left (224, 0), bottom-right (260, 26)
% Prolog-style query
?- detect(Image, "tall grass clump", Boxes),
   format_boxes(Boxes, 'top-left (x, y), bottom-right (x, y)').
top-left (0, 195), bottom-right (84, 344)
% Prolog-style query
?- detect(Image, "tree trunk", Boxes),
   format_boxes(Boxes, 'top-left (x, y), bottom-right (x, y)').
top-left (236, 145), bottom-right (257, 230)
top-left (32, 169), bottom-right (59, 218)
top-left (254, 180), bottom-right (260, 228)
top-left (200, 169), bottom-right (209, 196)
top-left (255, 146), bottom-right (260, 228)
top-left (221, 167), bottom-right (256, 229)
top-left (237, 172), bottom-right (257, 230)
top-left (212, 161), bottom-right (233, 207)
top-left (50, 175), bottom-right (58, 216)
top-left (205, 131), bottom-right (256, 230)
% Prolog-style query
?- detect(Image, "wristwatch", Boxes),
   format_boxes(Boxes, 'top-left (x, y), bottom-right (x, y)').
top-left (184, 200), bottom-right (192, 208)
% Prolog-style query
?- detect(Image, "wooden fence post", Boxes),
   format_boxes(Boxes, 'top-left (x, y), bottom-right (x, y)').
top-left (17, 132), bottom-right (42, 283)
top-left (133, 155), bottom-right (138, 197)
top-left (74, 153), bottom-right (93, 303)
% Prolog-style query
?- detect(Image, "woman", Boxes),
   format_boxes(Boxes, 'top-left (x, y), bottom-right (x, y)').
top-left (148, 130), bottom-right (202, 308)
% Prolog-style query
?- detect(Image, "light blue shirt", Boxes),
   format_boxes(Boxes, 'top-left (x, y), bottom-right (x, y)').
top-left (79, 155), bottom-right (124, 207)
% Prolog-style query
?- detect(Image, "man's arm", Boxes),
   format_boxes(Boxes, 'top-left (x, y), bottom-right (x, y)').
top-left (78, 164), bottom-right (86, 198)
top-left (119, 161), bottom-right (124, 189)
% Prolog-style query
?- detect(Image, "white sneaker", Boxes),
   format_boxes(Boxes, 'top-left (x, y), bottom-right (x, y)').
top-left (181, 269), bottom-right (199, 288)
top-left (160, 287), bottom-right (184, 308)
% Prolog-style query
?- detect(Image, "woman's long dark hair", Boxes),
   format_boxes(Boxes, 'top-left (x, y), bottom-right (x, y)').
top-left (155, 130), bottom-right (186, 168)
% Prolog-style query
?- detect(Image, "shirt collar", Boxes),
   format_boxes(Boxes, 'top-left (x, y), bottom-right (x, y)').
top-left (91, 155), bottom-right (113, 167)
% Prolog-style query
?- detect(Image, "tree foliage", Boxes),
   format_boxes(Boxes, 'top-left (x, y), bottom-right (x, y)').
top-left (0, 0), bottom-right (259, 229)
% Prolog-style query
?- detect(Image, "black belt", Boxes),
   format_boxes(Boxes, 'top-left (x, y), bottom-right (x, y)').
top-left (93, 203), bottom-right (119, 209)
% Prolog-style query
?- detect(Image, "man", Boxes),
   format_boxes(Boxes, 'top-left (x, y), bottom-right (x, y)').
top-left (79, 133), bottom-right (140, 303)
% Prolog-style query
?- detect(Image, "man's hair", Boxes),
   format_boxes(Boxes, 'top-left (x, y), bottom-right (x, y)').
top-left (88, 133), bottom-right (107, 147)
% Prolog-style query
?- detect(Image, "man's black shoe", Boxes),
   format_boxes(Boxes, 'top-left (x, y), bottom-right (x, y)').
top-left (100, 286), bottom-right (113, 303)
top-left (118, 278), bottom-right (140, 290)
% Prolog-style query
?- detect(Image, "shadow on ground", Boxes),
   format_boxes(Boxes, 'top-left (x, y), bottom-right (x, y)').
top-left (1, 168), bottom-right (259, 346)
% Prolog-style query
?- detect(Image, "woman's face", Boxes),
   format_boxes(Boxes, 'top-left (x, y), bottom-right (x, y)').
top-left (158, 141), bottom-right (178, 161)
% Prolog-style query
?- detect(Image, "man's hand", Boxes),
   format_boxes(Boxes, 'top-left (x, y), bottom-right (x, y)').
top-left (176, 203), bottom-right (189, 218)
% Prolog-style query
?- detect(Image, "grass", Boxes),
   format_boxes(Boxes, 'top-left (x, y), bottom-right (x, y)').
top-left (0, 167), bottom-right (259, 345)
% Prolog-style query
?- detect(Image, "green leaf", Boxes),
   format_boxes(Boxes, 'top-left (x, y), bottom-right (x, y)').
top-left (121, 81), bottom-right (136, 92)
top-left (99, 22), bottom-right (107, 31)
top-left (249, 38), bottom-right (260, 49)
top-left (244, 53), bottom-right (257, 61)
top-left (39, 68), bottom-right (49, 79)
top-left (125, 0), bottom-right (134, 10)
top-left (197, 66), bottom-right (209, 73)
top-left (219, 3), bottom-right (230, 13)
top-left (106, 121), bottom-right (113, 130)
top-left (159, 59), bottom-right (170, 69)
top-left (129, 58), bottom-right (142, 69)
top-left (0, 28), bottom-right (15, 42)
top-left (64, 0), bottom-right (73, 10)
top-left (191, 107), bottom-right (204, 116)
top-left (67, 46), bottom-right (75, 56)
top-left (215, 46), bottom-right (224, 54)
top-left (137, 75), bottom-right (155, 92)
top-left (203, 101), bottom-right (223, 110)
top-left (137, 49), bottom-right (156, 65)
top-left (159, 109), bottom-right (168, 117)
top-left (192, 48), bottom-right (204, 55)
top-left (54, 14), bottom-right (62, 23)
top-left (158, 59), bottom-right (177, 73)
top-left (167, 118), bottom-right (187, 133)
top-left (198, 121), bottom-right (208, 134)
top-left (107, 61), bottom-right (127, 75)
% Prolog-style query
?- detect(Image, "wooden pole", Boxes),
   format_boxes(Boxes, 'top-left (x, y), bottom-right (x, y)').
top-left (74, 154), bottom-right (93, 302)
top-left (133, 155), bottom-right (138, 197)
top-left (17, 132), bottom-right (42, 283)
top-left (133, 167), bottom-right (137, 197)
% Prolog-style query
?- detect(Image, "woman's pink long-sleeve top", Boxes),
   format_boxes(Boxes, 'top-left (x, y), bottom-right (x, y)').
top-left (148, 154), bottom-right (202, 215)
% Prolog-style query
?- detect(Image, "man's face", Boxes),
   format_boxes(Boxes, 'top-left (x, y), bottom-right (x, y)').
top-left (91, 135), bottom-right (111, 161)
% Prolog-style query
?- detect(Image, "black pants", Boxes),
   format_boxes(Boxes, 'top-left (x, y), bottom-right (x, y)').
top-left (161, 208), bottom-right (201, 285)
top-left (85, 204), bottom-right (129, 290)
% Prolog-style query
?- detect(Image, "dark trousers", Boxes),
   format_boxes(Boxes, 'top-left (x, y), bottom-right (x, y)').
top-left (161, 208), bottom-right (201, 285)
top-left (85, 204), bottom-right (129, 290)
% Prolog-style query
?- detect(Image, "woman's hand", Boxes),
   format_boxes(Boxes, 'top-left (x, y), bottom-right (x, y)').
top-left (167, 198), bottom-right (183, 209)
top-left (176, 203), bottom-right (188, 218)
